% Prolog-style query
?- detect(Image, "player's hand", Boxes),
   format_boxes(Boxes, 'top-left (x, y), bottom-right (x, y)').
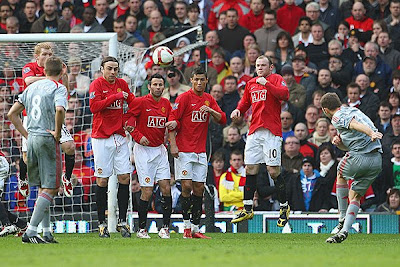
top-left (140, 136), bottom-right (150, 146)
top-left (332, 135), bottom-right (342, 146)
top-left (165, 121), bottom-right (177, 130)
top-left (47, 129), bottom-right (61, 143)
top-left (230, 109), bottom-right (241, 120)
top-left (170, 144), bottom-right (179, 158)
top-left (256, 77), bottom-right (268, 86)
top-left (62, 62), bottom-right (68, 75)
top-left (370, 131), bottom-right (383, 142)
top-left (122, 91), bottom-right (129, 99)
top-left (200, 105), bottom-right (213, 113)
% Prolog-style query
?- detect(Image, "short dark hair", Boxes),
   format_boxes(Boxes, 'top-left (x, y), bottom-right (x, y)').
top-left (211, 151), bottom-right (224, 162)
top-left (114, 17), bottom-right (125, 25)
top-left (188, 3), bottom-right (200, 13)
top-left (44, 56), bottom-right (63, 76)
top-left (224, 75), bottom-right (237, 84)
top-left (264, 9), bottom-right (276, 18)
top-left (346, 82), bottom-right (361, 94)
top-left (148, 73), bottom-right (165, 85)
top-left (298, 16), bottom-right (312, 26)
top-left (320, 92), bottom-right (342, 110)
top-left (391, 139), bottom-right (400, 148)
top-left (230, 150), bottom-right (243, 159)
top-left (379, 101), bottom-right (392, 110)
top-left (191, 67), bottom-right (206, 78)
top-left (101, 56), bottom-right (119, 68)
top-left (226, 8), bottom-right (238, 15)
top-left (392, 69), bottom-right (400, 80)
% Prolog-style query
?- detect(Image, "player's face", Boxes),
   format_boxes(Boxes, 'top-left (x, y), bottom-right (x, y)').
top-left (191, 74), bottom-right (208, 94)
top-left (255, 57), bottom-right (273, 77)
top-left (102, 61), bottom-right (119, 83)
top-left (149, 78), bottom-right (164, 99)
top-left (36, 48), bottom-right (53, 67)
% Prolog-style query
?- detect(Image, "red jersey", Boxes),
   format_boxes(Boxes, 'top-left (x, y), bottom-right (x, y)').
top-left (127, 94), bottom-right (172, 147)
top-left (22, 61), bottom-right (45, 86)
top-left (170, 89), bottom-right (227, 153)
top-left (237, 74), bottom-right (289, 136)
top-left (89, 77), bottom-right (135, 138)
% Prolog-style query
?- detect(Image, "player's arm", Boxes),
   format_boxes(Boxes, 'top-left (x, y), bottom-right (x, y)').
top-left (200, 99), bottom-right (227, 125)
top-left (24, 76), bottom-right (46, 86)
top-left (168, 131), bottom-right (178, 158)
top-left (7, 102), bottom-right (28, 139)
top-left (234, 83), bottom-right (252, 120)
top-left (332, 135), bottom-right (349, 151)
top-left (89, 81), bottom-right (125, 113)
top-left (258, 76), bottom-right (289, 101)
top-left (349, 118), bottom-right (383, 141)
top-left (50, 106), bottom-right (65, 143)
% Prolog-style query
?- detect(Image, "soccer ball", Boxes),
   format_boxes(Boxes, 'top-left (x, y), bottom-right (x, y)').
top-left (152, 46), bottom-right (174, 67)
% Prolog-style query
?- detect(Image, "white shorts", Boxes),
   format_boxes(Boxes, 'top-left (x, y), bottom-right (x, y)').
top-left (244, 128), bottom-right (282, 166)
top-left (92, 134), bottom-right (134, 178)
top-left (174, 152), bottom-right (207, 183)
top-left (22, 116), bottom-right (73, 152)
top-left (133, 143), bottom-right (170, 187)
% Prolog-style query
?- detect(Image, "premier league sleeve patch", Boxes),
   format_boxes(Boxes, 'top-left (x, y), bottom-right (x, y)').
top-left (172, 103), bottom-right (179, 110)
top-left (23, 67), bottom-right (31, 74)
top-left (89, 92), bottom-right (95, 99)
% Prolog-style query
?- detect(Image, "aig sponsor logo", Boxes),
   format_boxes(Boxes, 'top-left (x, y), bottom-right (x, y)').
top-left (108, 99), bottom-right (122, 109)
top-left (147, 116), bottom-right (166, 128)
top-left (251, 90), bottom-right (267, 103)
top-left (191, 111), bottom-right (208, 122)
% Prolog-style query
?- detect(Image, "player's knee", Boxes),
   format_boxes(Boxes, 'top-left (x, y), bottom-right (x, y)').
top-left (141, 187), bottom-right (153, 200)
top-left (62, 141), bottom-right (75, 155)
top-left (246, 164), bottom-right (259, 175)
top-left (117, 174), bottom-right (130, 184)
top-left (181, 180), bottom-right (192, 196)
top-left (42, 188), bottom-right (59, 197)
top-left (267, 166), bottom-right (280, 179)
top-left (96, 178), bottom-right (108, 187)
top-left (159, 181), bottom-right (171, 196)
top-left (192, 182), bottom-right (204, 196)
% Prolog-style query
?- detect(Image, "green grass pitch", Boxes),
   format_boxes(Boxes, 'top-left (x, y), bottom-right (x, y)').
top-left (1, 233), bottom-right (399, 266)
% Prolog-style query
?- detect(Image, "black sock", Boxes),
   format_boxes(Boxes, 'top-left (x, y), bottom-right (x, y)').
top-left (8, 211), bottom-right (27, 228)
top-left (96, 185), bottom-right (107, 224)
top-left (117, 183), bottom-right (129, 222)
top-left (191, 194), bottom-right (203, 225)
top-left (244, 174), bottom-right (257, 211)
top-left (181, 196), bottom-right (191, 220)
top-left (138, 199), bottom-right (149, 229)
top-left (0, 201), bottom-right (11, 225)
top-left (161, 196), bottom-right (172, 227)
top-left (275, 174), bottom-right (287, 204)
top-left (64, 153), bottom-right (75, 180)
top-left (19, 159), bottom-right (27, 181)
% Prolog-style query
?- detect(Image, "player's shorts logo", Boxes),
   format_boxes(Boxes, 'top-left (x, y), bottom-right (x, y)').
top-left (145, 177), bottom-right (151, 183)
top-left (191, 111), bottom-right (208, 122)
top-left (182, 170), bottom-right (188, 176)
top-left (117, 88), bottom-right (122, 92)
top-left (204, 100), bottom-right (210, 106)
top-left (251, 90), bottom-right (267, 103)
top-left (97, 168), bottom-right (103, 174)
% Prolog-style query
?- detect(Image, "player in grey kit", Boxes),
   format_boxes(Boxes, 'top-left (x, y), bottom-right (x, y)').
top-left (320, 92), bottom-right (383, 243)
top-left (8, 56), bottom-right (67, 244)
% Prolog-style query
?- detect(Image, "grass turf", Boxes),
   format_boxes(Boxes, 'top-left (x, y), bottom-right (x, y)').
top-left (1, 233), bottom-right (399, 266)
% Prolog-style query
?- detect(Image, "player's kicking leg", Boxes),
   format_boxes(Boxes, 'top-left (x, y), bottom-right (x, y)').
top-left (60, 125), bottom-right (75, 198)
top-left (157, 180), bottom-right (172, 239)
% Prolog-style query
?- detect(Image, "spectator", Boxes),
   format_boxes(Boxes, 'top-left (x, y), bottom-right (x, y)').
top-left (385, 0), bottom-right (400, 51)
top-left (31, 0), bottom-right (70, 33)
top-left (94, 0), bottom-right (113, 32)
top-left (208, 0), bottom-right (250, 31)
top-left (218, 8), bottom-right (250, 54)
top-left (124, 15), bottom-right (146, 44)
top-left (275, 31), bottom-right (294, 73)
top-left (5, 16), bottom-right (18, 33)
top-left (162, 66), bottom-right (190, 104)
top-left (390, 70), bottom-right (400, 93)
top-left (311, 69), bottom-right (343, 105)
top-left (281, 64), bottom-right (306, 111)
top-left (243, 43), bottom-right (261, 77)
top-left (368, 0), bottom-right (390, 20)
top-left (294, 44), bottom-right (319, 73)
top-left (357, 56), bottom-right (389, 101)
top-left (377, 31), bottom-right (400, 72)
top-left (222, 115), bottom-right (249, 145)
top-left (0, 2), bottom-right (12, 32)
top-left (254, 9), bottom-right (283, 53)
top-left (294, 122), bottom-right (318, 159)
top-left (309, 117), bottom-right (330, 147)
top-left (209, 47), bottom-right (232, 84)
top-left (375, 101), bottom-right (393, 135)
top-left (185, 3), bottom-right (206, 27)
top-left (184, 48), bottom-right (218, 86)
top-left (292, 56), bottom-right (317, 104)
top-left (217, 10), bottom-right (227, 30)
top-left (142, 10), bottom-right (168, 45)
top-left (334, 20), bottom-right (350, 48)
top-left (317, 143), bottom-right (338, 200)
top-left (382, 113), bottom-right (400, 158)
top-left (219, 150), bottom-right (246, 211)
top-left (110, 0), bottom-right (130, 20)
top-left (77, 6), bottom-right (106, 33)
top-left (328, 55), bottom-right (352, 94)
top-left (381, 140), bottom-right (400, 192)
top-left (375, 188), bottom-right (400, 213)
top-left (304, 104), bottom-right (320, 134)
top-left (318, 0), bottom-right (340, 29)
top-left (122, 0), bottom-right (145, 22)
top-left (238, 0), bottom-right (264, 33)
top-left (276, 0), bottom-right (305, 36)
top-left (173, 0), bottom-right (188, 26)
top-left (305, 2), bottom-right (334, 41)
top-left (371, 19), bottom-right (389, 43)
top-left (389, 91), bottom-right (400, 115)
top-left (159, 0), bottom-right (176, 20)
top-left (341, 27), bottom-right (365, 65)
top-left (0, 63), bottom-right (24, 95)
top-left (217, 126), bottom-right (246, 170)
top-left (208, 151), bottom-right (225, 192)
top-left (205, 30), bottom-right (221, 59)
top-left (210, 84), bottom-right (223, 107)
top-left (345, 81), bottom-right (362, 108)
top-left (67, 56), bottom-right (91, 97)
top-left (137, 0), bottom-right (173, 32)
top-left (292, 16), bottom-right (313, 47)
top-left (221, 76), bottom-right (240, 125)
top-left (17, 1), bottom-right (37, 33)
top-left (227, 57), bottom-right (252, 92)
top-left (353, 75), bottom-right (380, 121)
top-left (287, 156), bottom-right (330, 212)
top-left (60, 2), bottom-right (81, 29)
top-left (312, 90), bottom-right (324, 116)
top-left (345, 1), bottom-right (373, 44)
top-left (282, 136), bottom-right (303, 174)
top-left (281, 111), bottom-right (295, 141)
top-left (232, 33), bottom-right (256, 60)
top-left (305, 23), bottom-right (329, 69)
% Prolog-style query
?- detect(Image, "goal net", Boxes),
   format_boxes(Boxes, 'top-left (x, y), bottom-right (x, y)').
top-left (0, 28), bottom-right (205, 233)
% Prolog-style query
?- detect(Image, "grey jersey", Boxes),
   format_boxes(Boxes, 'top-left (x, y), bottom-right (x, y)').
top-left (332, 106), bottom-right (382, 154)
top-left (18, 79), bottom-right (67, 136)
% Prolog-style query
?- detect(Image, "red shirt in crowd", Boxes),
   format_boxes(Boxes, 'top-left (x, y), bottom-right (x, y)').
top-left (239, 10), bottom-right (264, 33)
top-left (89, 77), bottom-right (135, 138)
top-left (236, 74), bottom-right (289, 136)
top-left (331, 180), bottom-right (375, 204)
top-left (126, 94), bottom-right (172, 147)
top-left (170, 89), bottom-right (227, 153)
top-left (208, 0), bottom-right (250, 30)
top-left (345, 16), bottom-right (374, 33)
top-left (276, 4), bottom-right (305, 36)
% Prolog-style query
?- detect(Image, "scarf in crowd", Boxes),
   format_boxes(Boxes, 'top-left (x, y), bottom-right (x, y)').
top-left (347, 98), bottom-right (361, 108)
top-left (319, 159), bottom-right (335, 177)
top-left (224, 166), bottom-right (246, 192)
top-left (209, 61), bottom-right (226, 74)
top-left (310, 131), bottom-right (331, 146)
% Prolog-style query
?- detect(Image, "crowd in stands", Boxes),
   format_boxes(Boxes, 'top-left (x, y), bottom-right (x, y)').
top-left (1, 0), bottom-right (400, 215)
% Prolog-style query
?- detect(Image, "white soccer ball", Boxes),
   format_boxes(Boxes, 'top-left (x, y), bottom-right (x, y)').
top-left (152, 46), bottom-right (174, 67)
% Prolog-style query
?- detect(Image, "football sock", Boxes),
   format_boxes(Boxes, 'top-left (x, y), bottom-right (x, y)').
top-left (138, 199), bottom-right (149, 230)
top-left (342, 200), bottom-right (360, 232)
top-left (8, 211), bottom-right (27, 228)
top-left (64, 153), bottom-right (75, 180)
top-left (26, 192), bottom-right (53, 237)
top-left (191, 194), bottom-right (203, 226)
top-left (19, 158), bottom-right (27, 181)
top-left (275, 174), bottom-right (287, 204)
top-left (243, 174), bottom-right (257, 212)
top-left (0, 201), bottom-right (11, 225)
top-left (181, 196), bottom-right (191, 221)
top-left (117, 183), bottom-right (129, 222)
top-left (96, 185), bottom-right (107, 225)
top-left (336, 184), bottom-right (349, 221)
top-left (42, 207), bottom-right (52, 237)
top-left (161, 196), bottom-right (172, 228)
